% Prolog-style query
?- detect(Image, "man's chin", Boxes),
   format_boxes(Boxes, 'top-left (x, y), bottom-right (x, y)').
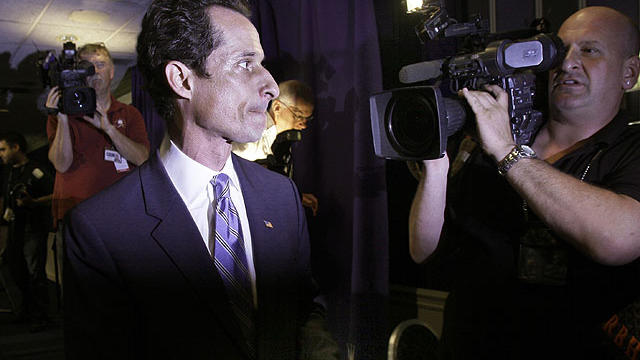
top-left (234, 130), bottom-right (263, 144)
top-left (551, 98), bottom-right (590, 112)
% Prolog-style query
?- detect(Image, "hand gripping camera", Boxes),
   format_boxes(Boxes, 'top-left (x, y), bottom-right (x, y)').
top-left (370, 3), bottom-right (565, 160)
top-left (39, 41), bottom-right (97, 115)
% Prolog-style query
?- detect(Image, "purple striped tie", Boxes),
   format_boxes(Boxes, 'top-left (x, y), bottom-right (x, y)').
top-left (211, 173), bottom-right (255, 357)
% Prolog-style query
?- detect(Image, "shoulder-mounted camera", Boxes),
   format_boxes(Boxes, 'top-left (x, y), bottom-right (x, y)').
top-left (38, 41), bottom-right (97, 115)
top-left (371, 0), bottom-right (566, 160)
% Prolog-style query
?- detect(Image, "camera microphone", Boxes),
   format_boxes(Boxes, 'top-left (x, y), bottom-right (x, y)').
top-left (398, 34), bottom-right (564, 86)
top-left (399, 59), bottom-right (444, 84)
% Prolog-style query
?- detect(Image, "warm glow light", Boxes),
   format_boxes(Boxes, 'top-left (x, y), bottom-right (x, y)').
top-left (57, 34), bottom-right (78, 43)
top-left (406, 0), bottom-right (423, 13)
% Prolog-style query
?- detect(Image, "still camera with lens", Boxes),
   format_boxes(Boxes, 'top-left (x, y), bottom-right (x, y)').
top-left (370, 1), bottom-right (566, 160)
top-left (39, 41), bottom-right (97, 115)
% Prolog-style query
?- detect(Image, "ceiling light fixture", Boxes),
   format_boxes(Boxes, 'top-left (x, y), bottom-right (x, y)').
top-left (57, 34), bottom-right (78, 43)
top-left (68, 9), bottom-right (110, 24)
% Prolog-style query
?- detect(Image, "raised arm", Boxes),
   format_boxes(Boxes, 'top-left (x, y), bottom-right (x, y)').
top-left (408, 156), bottom-right (449, 263)
top-left (46, 87), bottom-right (74, 173)
top-left (82, 107), bottom-right (149, 166)
top-left (461, 85), bottom-right (640, 265)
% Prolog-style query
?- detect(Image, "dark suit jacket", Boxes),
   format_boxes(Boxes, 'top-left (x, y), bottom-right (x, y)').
top-left (63, 153), bottom-right (318, 359)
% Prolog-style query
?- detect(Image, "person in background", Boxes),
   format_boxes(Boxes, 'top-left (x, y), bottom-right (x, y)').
top-left (233, 79), bottom-right (318, 215)
top-left (0, 132), bottom-right (53, 332)
top-left (409, 6), bottom-right (640, 359)
top-left (45, 42), bottom-right (149, 284)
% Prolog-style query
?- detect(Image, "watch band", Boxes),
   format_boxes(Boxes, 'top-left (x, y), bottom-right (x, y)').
top-left (497, 145), bottom-right (537, 176)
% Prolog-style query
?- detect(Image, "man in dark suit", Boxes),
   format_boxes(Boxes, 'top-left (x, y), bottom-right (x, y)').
top-left (63, 0), bottom-right (338, 359)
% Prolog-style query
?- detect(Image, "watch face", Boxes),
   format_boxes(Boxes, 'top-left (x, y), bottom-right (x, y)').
top-left (520, 145), bottom-right (536, 156)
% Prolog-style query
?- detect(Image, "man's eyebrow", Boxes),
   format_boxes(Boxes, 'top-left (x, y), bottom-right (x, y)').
top-left (579, 40), bottom-right (603, 47)
top-left (236, 50), bottom-right (265, 61)
top-left (238, 51), bottom-right (258, 58)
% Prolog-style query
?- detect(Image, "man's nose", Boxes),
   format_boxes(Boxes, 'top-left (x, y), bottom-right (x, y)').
top-left (261, 69), bottom-right (279, 100)
top-left (561, 46), bottom-right (580, 72)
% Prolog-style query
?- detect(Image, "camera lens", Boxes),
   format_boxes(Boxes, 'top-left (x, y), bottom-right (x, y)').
top-left (385, 92), bottom-right (439, 157)
top-left (71, 90), bottom-right (86, 105)
top-left (62, 87), bottom-right (96, 114)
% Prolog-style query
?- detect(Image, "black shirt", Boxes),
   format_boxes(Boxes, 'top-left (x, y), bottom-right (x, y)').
top-left (441, 111), bottom-right (640, 359)
top-left (1, 159), bottom-right (54, 232)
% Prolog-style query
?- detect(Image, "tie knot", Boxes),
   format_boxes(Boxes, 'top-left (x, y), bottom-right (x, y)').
top-left (211, 173), bottom-right (231, 200)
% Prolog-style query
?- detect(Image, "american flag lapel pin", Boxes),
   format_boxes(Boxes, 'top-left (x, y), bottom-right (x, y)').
top-left (264, 220), bottom-right (273, 228)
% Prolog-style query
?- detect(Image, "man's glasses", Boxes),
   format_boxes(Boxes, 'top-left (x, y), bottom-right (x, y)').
top-left (278, 100), bottom-right (314, 122)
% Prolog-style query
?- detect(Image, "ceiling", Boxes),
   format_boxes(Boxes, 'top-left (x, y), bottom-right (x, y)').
top-left (0, 0), bottom-right (155, 140)
top-left (0, 0), bottom-right (154, 91)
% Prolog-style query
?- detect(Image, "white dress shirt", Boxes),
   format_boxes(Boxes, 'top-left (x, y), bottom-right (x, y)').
top-left (159, 135), bottom-right (257, 306)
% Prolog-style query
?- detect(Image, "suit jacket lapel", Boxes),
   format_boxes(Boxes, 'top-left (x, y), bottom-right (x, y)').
top-left (140, 154), bottom-right (250, 358)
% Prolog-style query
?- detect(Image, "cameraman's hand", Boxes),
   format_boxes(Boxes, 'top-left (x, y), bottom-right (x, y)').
top-left (16, 192), bottom-right (35, 208)
top-left (302, 193), bottom-right (319, 216)
top-left (460, 85), bottom-right (515, 161)
top-left (46, 86), bottom-right (68, 122)
top-left (3, 208), bottom-right (15, 222)
top-left (83, 103), bottom-right (112, 132)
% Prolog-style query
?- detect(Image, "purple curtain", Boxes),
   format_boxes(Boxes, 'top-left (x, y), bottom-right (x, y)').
top-left (131, 66), bottom-right (165, 153)
top-left (252, 1), bottom-right (388, 358)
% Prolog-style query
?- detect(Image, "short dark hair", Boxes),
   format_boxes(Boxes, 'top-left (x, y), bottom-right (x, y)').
top-left (136, 0), bottom-right (251, 124)
top-left (0, 132), bottom-right (27, 153)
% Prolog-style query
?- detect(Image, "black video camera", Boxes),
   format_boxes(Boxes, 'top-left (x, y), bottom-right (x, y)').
top-left (39, 41), bottom-right (97, 115)
top-left (370, 4), bottom-right (565, 160)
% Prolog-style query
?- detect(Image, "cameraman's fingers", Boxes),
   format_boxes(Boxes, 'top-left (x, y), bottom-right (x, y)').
top-left (82, 114), bottom-right (100, 128)
top-left (95, 110), bottom-right (110, 129)
top-left (46, 86), bottom-right (60, 98)
top-left (95, 102), bottom-right (106, 114)
top-left (460, 88), bottom-right (495, 111)
top-left (483, 85), bottom-right (509, 107)
top-left (45, 87), bottom-right (60, 108)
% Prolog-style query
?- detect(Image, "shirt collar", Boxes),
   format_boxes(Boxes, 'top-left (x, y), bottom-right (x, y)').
top-left (107, 95), bottom-right (125, 114)
top-left (585, 110), bottom-right (632, 147)
top-left (158, 134), bottom-right (241, 204)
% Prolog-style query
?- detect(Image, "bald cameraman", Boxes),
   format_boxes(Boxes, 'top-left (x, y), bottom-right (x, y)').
top-left (409, 6), bottom-right (640, 358)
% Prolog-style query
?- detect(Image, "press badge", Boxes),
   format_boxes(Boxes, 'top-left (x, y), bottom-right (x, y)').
top-left (104, 149), bottom-right (130, 172)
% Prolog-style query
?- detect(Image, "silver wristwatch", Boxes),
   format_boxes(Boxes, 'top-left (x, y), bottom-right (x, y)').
top-left (497, 144), bottom-right (537, 176)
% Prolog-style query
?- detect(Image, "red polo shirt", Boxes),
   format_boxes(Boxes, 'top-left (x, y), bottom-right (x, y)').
top-left (47, 97), bottom-right (150, 226)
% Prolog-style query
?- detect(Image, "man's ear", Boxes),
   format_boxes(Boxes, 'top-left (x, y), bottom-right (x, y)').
top-left (622, 56), bottom-right (640, 90)
top-left (271, 99), bottom-right (283, 121)
top-left (165, 61), bottom-right (193, 99)
top-left (271, 99), bottom-right (282, 112)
